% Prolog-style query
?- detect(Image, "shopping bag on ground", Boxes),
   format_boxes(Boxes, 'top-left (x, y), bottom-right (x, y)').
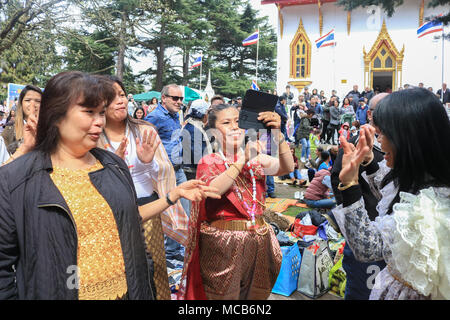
top-left (328, 256), bottom-right (346, 298)
top-left (292, 215), bottom-right (318, 238)
top-left (297, 240), bottom-right (334, 299)
top-left (271, 244), bottom-right (302, 296)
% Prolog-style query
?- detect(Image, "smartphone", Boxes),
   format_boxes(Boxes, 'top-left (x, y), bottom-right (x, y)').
top-left (238, 90), bottom-right (279, 130)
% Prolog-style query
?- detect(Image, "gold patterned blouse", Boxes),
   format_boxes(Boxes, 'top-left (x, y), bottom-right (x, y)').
top-left (50, 160), bottom-right (128, 300)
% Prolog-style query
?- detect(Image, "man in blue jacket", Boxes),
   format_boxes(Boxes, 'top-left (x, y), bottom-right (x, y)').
top-left (355, 97), bottom-right (368, 125)
top-left (144, 84), bottom-right (189, 262)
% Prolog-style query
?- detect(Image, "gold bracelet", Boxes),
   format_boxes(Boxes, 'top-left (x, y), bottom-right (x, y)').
top-left (337, 181), bottom-right (359, 191)
top-left (361, 156), bottom-right (374, 167)
top-left (230, 163), bottom-right (243, 173)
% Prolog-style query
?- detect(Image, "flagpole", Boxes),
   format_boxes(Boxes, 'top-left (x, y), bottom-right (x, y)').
top-left (441, 28), bottom-right (444, 102)
top-left (256, 27), bottom-right (260, 84)
top-left (199, 54), bottom-right (203, 91)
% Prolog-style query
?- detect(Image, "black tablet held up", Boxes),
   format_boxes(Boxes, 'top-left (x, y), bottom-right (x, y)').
top-left (238, 90), bottom-right (279, 130)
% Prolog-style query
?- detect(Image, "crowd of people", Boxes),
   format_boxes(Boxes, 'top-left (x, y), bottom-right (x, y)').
top-left (0, 74), bottom-right (448, 301)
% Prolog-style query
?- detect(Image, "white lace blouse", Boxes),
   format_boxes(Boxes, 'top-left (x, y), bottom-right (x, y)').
top-left (332, 160), bottom-right (450, 300)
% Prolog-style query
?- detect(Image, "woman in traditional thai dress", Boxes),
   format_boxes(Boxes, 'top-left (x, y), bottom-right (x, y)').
top-left (179, 103), bottom-right (295, 300)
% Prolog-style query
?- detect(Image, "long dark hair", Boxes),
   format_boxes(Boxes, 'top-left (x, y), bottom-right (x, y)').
top-left (35, 72), bottom-right (115, 154)
top-left (373, 87), bottom-right (450, 212)
top-left (101, 75), bottom-right (154, 142)
top-left (133, 106), bottom-right (145, 120)
top-left (15, 84), bottom-right (43, 141)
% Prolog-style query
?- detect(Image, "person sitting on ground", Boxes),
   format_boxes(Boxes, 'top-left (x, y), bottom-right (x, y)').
top-left (318, 150), bottom-right (332, 171)
top-left (304, 169), bottom-right (336, 209)
top-left (288, 144), bottom-right (307, 186)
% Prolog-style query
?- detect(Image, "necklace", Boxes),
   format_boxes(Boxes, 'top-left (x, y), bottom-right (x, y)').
top-left (218, 151), bottom-right (258, 227)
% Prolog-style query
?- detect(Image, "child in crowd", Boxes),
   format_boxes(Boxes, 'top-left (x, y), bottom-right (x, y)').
top-left (350, 126), bottom-right (358, 139)
top-left (309, 128), bottom-right (321, 162)
top-left (338, 122), bottom-right (350, 143)
top-left (288, 144), bottom-right (307, 186)
top-left (318, 150), bottom-right (332, 171)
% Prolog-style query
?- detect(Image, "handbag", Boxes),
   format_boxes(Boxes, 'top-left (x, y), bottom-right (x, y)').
top-left (271, 244), bottom-right (302, 296)
top-left (297, 240), bottom-right (334, 299)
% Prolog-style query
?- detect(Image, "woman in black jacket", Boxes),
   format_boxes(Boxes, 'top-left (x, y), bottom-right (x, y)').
top-left (0, 71), bottom-right (218, 300)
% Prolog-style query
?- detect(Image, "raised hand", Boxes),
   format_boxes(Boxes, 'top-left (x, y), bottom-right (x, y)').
top-left (136, 129), bottom-right (161, 164)
top-left (22, 112), bottom-right (38, 152)
top-left (360, 124), bottom-right (376, 163)
top-left (339, 127), bottom-right (372, 185)
top-left (258, 111), bottom-right (281, 129)
top-left (171, 180), bottom-right (221, 202)
top-left (115, 137), bottom-right (128, 160)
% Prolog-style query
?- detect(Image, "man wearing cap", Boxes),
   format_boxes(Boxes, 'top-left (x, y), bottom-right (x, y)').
top-left (181, 99), bottom-right (212, 180)
top-left (355, 97), bottom-right (368, 125)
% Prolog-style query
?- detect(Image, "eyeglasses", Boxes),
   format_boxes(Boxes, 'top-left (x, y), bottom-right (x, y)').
top-left (165, 95), bottom-right (184, 102)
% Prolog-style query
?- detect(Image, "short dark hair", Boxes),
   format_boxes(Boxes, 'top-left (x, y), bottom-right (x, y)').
top-left (211, 95), bottom-right (225, 105)
top-left (35, 71), bottom-right (116, 154)
top-left (207, 103), bottom-right (236, 129)
top-left (320, 151), bottom-right (330, 161)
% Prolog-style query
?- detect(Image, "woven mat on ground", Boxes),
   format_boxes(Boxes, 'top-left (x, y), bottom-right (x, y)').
top-left (265, 198), bottom-right (299, 212)
top-left (274, 177), bottom-right (295, 185)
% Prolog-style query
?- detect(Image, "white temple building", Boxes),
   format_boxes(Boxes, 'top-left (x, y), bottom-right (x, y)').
top-left (261, 0), bottom-right (449, 99)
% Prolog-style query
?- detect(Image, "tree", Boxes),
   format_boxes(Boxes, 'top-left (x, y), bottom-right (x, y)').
top-left (71, 0), bottom-right (147, 80)
top-left (204, 1), bottom-right (277, 98)
top-left (131, 0), bottom-right (179, 91)
top-left (338, 0), bottom-right (450, 28)
top-left (62, 29), bottom-right (117, 74)
top-left (0, 0), bottom-right (67, 54)
top-left (0, 21), bottom-right (62, 88)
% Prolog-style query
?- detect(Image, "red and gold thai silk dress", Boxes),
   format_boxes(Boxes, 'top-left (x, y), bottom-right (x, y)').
top-left (179, 153), bottom-right (282, 300)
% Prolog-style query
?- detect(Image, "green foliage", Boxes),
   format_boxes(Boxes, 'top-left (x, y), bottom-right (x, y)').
top-left (0, 26), bottom-right (62, 88)
top-left (0, 0), bottom-right (277, 97)
top-left (338, 0), bottom-right (450, 25)
top-left (62, 29), bottom-right (117, 74)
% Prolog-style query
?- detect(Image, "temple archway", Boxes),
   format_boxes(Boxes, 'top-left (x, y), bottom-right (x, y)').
top-left (364, 19), bottom-right (404, 92)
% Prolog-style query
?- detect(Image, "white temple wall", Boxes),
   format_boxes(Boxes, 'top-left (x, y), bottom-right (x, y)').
top-left (275, 0), bottom-right (449, 100)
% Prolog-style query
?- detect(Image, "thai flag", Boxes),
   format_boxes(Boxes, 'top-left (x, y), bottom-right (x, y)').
top-left (251, 80), bottom-right (260, 91)
top-left (417, 17), bottom-right (443, 38)
top-left (315, 29), bottom-right (336, 49)
top-left (242, 31), bottom-right (259, 46)
top-left (190, 56), bottom-right (202, 69)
